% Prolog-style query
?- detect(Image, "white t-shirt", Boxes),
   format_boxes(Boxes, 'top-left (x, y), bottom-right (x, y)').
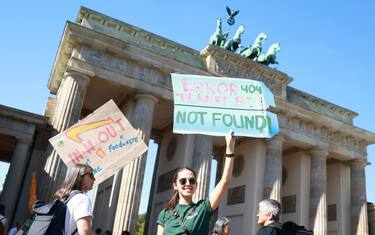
top-left (8, 227), bottom-right (23, 235)
top-left (65, 192), bottom-right (93, 235)
top-left (7, 227), bottom-right (18, 235)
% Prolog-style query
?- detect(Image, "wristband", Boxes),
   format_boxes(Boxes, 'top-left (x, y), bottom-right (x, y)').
top-left (225, 153), bottom-right (235, 157)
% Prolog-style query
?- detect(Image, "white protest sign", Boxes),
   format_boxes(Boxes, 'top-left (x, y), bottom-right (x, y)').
top-left (49, 99), bottom-right (148, 185)
top-left (171, 74), bottom-right (279, 138)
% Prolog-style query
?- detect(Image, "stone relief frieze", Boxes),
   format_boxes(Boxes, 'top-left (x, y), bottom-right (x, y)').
top-left (347, 136), bottom-right (354, 150)
top-left (258, 75), bottom-right (282, 98)
top-left (111, 57), bottom-right (128, 74)
top-left (279, 113), bottom-right (366, 155)
top-left (359, 141), bottom-right (367, 154)
top-left (282, 194), bottom-right (296, 214)
top-left (291, 117), bottom-right (300, 131)
top-left (227, 185), bottom-right (245, 205)
top-left (328, 204), bottom-right (337, 221)
top-left (299, 121), bottom-right (306, 134)
top-left (307, 123), bottom-right (314, 137)
top-left (79, 47), bottom-right (171, 88)
top-left (214, 58), bottom-right (240, 77)
top-left (238, 70), bottom-right (253, 79)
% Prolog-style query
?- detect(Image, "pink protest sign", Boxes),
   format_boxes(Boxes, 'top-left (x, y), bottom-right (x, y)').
top-left (49, 99), bottom-right (148, 185)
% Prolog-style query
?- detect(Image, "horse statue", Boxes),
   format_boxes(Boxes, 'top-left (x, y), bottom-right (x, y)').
top-left (220, 32), bottom-right (229, 47)
top-left (209, 18), bottom-right (229, 46)
top-left (256, 43), bottom-right (281, 66)
top-left (240, 32), bottom-right (268, 60)
top-left (223, 25), bottom-right (245, 52)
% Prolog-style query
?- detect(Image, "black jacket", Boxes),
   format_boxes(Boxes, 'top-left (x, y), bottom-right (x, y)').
top-left (256, 222), bottom-right (283, 235)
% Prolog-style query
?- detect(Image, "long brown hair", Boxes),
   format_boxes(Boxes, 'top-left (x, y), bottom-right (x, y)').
top-left (166, 167), bottom-right (197, 211)
top-left (53, 163), bottom-right (93, 200)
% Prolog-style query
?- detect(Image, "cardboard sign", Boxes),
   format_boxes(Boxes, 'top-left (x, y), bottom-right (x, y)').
top-left (49, 99), bottom-right (148, 185)
top-left (171, 74), bottom-right (279, 138)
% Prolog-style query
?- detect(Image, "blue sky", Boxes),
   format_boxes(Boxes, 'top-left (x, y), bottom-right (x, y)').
top-left (0, 1), bottom-right (374, 213)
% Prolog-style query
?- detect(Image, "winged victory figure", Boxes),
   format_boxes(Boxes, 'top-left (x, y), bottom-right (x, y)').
top-left (226, 6), bottom-right (240, 25)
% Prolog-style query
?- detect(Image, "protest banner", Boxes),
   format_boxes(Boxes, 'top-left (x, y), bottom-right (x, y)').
top-left (49, 99), bottom-right (148, 185)
top-left (171, 74), bottom-right (279, 138)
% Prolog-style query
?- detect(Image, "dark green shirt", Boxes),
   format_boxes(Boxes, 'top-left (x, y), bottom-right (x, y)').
top-left (157, 198), bottom-right (212, 235)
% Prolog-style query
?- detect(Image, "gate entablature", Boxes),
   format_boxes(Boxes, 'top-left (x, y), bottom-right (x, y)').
top-left (276, 98), bottom-right (375, 161)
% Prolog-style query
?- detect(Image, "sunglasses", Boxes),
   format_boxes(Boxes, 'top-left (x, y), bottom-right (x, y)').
top-left (178, 177), bottom-right (197, 185)
top-left (83, 172), bottom-right (95, 180)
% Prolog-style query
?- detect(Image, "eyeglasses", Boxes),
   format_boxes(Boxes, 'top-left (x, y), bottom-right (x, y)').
top-left (178, 177), bottom-right (197, 185)
top-left (83, 172), bottom-right (95, 180)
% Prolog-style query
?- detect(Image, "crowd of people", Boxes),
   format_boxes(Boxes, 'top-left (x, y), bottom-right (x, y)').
top-left (0, 131), bottom-right (312, 235)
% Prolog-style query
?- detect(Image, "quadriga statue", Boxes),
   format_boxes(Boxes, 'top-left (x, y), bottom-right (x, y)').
top-left (209, 18), bottom-right (229, 47)
top-left (256, 43), bottom-right (281, 66)
top-left (220, 32), bottom-right (229, 47)
top-left (240, 32), bottom-right (267, 60)
top-left (223, 25), bottom-right (245, 52)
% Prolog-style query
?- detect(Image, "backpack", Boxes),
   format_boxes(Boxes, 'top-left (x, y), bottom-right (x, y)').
top-left (282, 221), bottom-right (314, 235)
top-left (0, 215), bottom-right (5, 235)
top-left (0, 223), bottom-right (4, 235)
top-left (27, 191), bottom-right (80, 235)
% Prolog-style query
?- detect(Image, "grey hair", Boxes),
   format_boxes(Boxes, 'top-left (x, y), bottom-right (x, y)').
top-left (259, 199), bottom-right (281, 221)
top-left (212, 217), bottom-right (230, 235)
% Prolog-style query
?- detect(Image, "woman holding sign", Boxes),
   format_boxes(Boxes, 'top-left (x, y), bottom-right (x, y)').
top-left (157, 132), bottom-right (236, 235)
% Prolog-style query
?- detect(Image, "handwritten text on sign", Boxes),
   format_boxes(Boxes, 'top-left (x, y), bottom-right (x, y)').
top-left (171, 74), bottom-right (279, 137)
top-left (49, 100), bottom-right (148, 185)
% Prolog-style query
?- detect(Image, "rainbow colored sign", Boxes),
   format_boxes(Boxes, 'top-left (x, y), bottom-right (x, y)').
top-left (171, 74), bottom-right (279, 138)
top-left (49, 99), bottom-right (148, 185)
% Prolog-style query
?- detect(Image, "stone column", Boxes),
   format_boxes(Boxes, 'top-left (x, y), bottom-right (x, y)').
top-left (192, 134), bottom-right (212, 202)
top-left (263, 135), bottom-right (284, 201)
top-left (368, 203), bottom-right (375, 235)
top-left (350, 159), bottom-right (369, 235)
top-left (145, 137), bottom-right (161, 235)
top-left (0, 137), bottom-right (32, 224)
top-left (43, 71), bottom-right (90, 198)
top-left (113, 94), bottom-right (158, 234)
top-left (309, 148), bottom-right (328, 235)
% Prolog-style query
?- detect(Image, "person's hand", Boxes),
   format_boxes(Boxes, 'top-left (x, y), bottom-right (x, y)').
top-left (225, 130), bottom-right (235, 155)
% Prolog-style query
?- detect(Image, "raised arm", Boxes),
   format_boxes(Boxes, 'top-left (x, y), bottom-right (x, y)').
top-left (209, 131), bottom-right (236, 211)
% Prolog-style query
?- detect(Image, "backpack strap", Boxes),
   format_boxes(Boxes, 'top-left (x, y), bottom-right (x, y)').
top-left (171, 209), bottom-right (192, 235)
top-left (63, 190), bottom-right (81, 204)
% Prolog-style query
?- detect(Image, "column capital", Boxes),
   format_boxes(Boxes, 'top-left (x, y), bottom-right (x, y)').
top-left (309, 147), bottom-right (329, 158)
top-left (266, 135), bottom-right (285, 151)
top-left (135, 93), bottom-right (159, 104)
top-left (349, 158), bottom-right (368, 168)
top-left (268, 135), bottom-right (285, 143)
top-left (195, 133), bottom-right (213, 141)
top-left (63, 71), bottom-right (91, 87)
